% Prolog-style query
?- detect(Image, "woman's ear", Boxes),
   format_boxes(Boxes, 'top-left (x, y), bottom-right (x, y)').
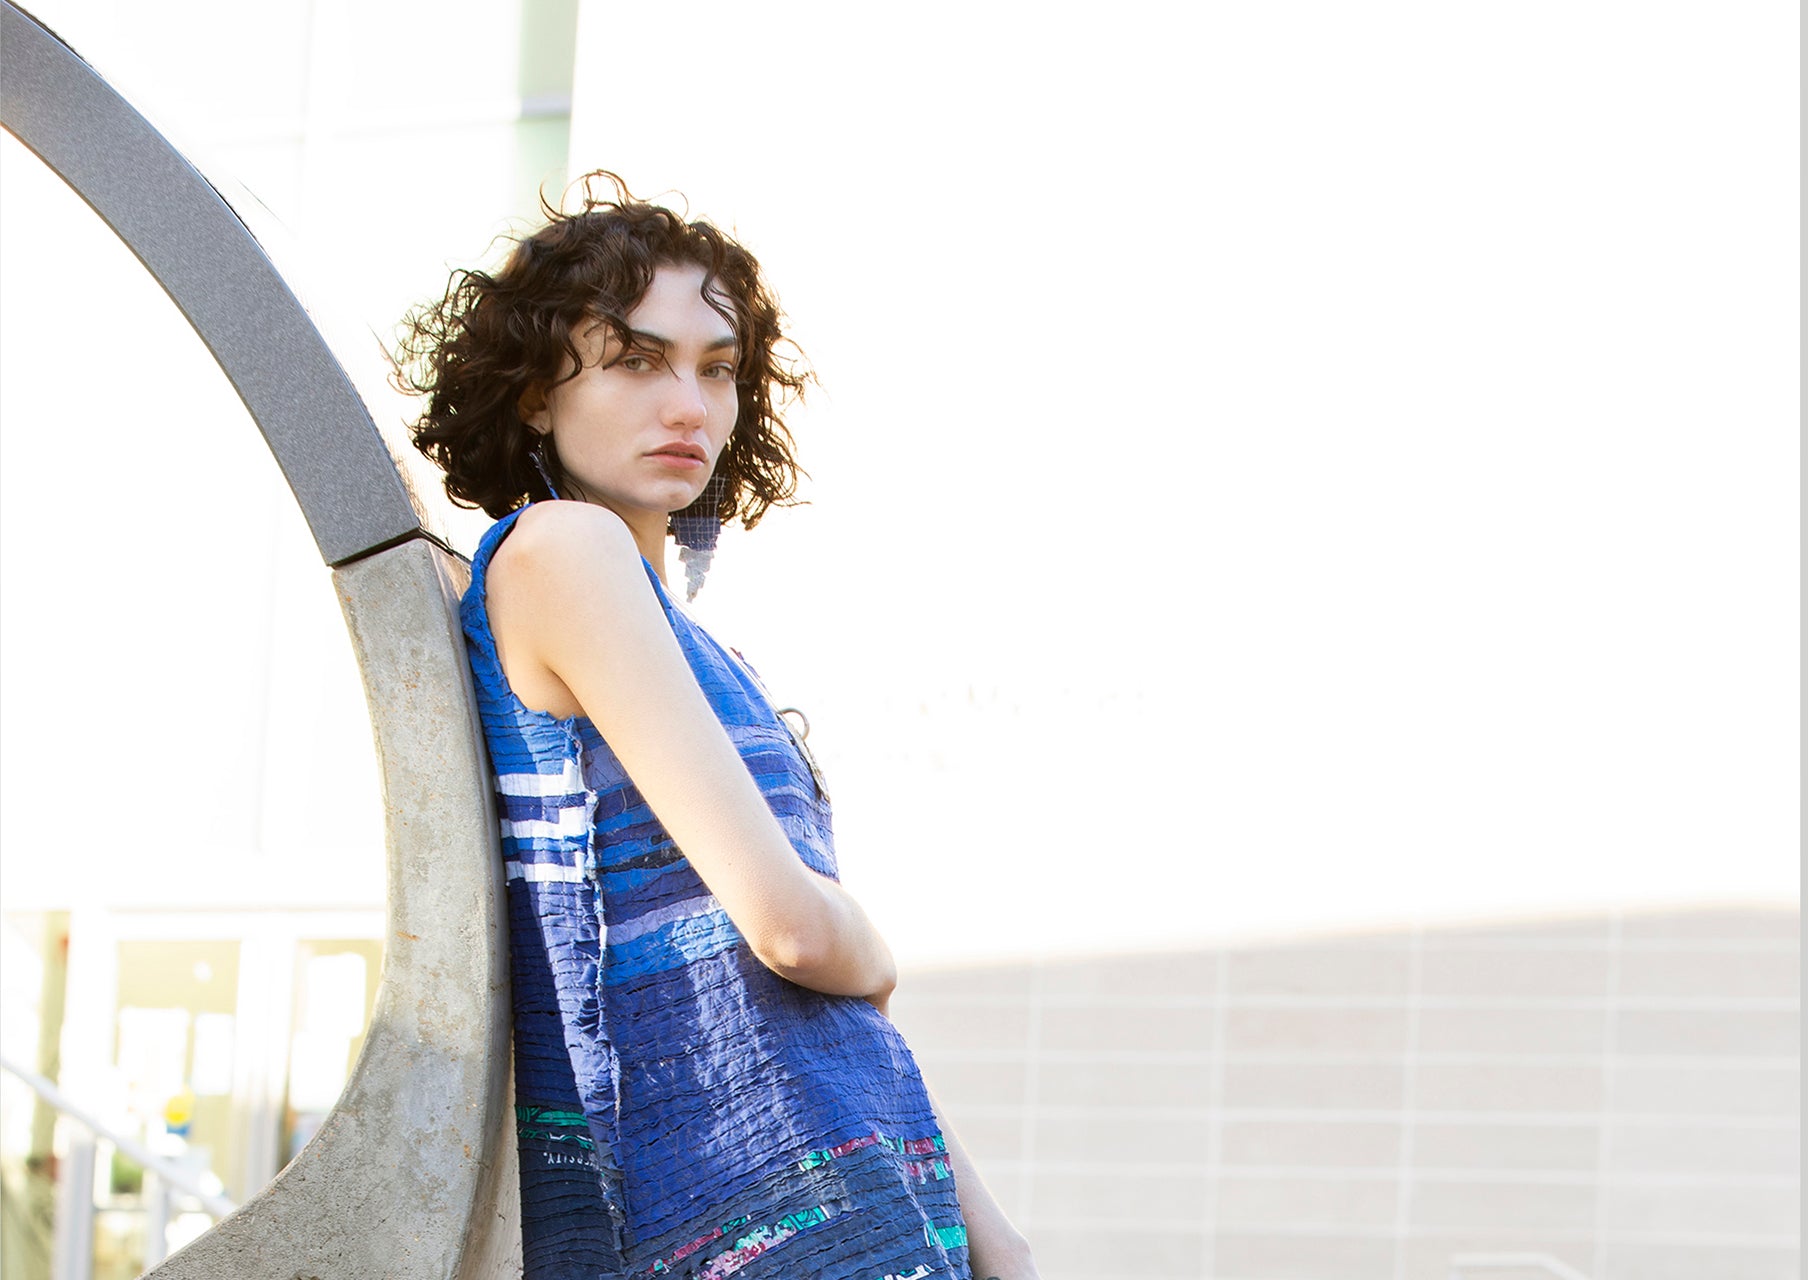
top-left (518, 384), bottom-right (550, 434)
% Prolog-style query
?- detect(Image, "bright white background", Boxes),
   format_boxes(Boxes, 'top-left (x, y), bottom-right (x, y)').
top-left (1, 0), bottom-right (1797, 965)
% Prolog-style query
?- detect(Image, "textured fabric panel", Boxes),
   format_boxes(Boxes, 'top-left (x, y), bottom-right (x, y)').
top-left (462, 508), bottom-right (970, 1280)
top-left (518, 1124), bottom-right (623, 1276)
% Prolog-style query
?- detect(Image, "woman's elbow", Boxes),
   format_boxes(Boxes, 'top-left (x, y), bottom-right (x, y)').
top-left (749, 921), bottom-right (822, 981)
top-left (749, 919), bottom-right (892, 999)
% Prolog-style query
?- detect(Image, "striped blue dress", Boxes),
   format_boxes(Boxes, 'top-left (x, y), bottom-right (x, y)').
top-left (462, 508), bottom-right (972, 1280)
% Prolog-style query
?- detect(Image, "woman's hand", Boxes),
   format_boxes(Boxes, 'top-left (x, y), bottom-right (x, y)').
top-left (488, 501), bottom-right (896, 1001)
top-left (960, 1193), bottom-right (1039, 1279)
top-left (968, 1229), bottom-right (1040, 1280)
top-left (971, 1244), bottom-right (1041, 1280)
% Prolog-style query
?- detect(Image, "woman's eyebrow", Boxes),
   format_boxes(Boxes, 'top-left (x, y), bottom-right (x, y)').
top-left (627, 328), bottom-right (739, 354)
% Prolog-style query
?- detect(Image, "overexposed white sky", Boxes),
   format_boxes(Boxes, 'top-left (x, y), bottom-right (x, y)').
top-left (571, 1), bottom-right (1800, 955)
top-left (1, 0), bottom-right (1797, 962)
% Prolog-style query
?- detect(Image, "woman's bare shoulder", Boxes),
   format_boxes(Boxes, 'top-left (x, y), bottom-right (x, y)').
top-left (490, 500), bottom-right (640, 593)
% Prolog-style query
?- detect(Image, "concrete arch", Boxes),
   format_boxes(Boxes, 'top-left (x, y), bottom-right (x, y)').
top-left (0, 4), bottom-right (519, 1275)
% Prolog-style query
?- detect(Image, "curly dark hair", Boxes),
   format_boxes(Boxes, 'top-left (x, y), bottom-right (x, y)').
top-left (394, 172), bottom-right (807, 523)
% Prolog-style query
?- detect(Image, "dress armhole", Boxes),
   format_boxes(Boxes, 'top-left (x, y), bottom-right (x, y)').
top-left (460, 507), bottom-right (531, 688)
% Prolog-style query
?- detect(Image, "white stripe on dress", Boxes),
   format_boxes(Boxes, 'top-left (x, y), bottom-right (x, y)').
top-left (596, 894), bottom-right (724, 947)
top-left (501, 807), bottom-right (590, 840)
top-left (496, 762), bottom-right (585, 798)
top-left (503, 860), bottom-right (589, 883)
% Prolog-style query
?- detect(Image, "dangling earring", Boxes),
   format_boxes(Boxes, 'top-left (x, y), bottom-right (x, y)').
top-left (529, 440), bottom-right (562, 501)
top-left (670, 474), bottom-right (727, 602)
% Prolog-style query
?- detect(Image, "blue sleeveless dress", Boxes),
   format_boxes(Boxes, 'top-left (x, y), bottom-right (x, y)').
top-left (462, 508), bottom-right (972, 1280)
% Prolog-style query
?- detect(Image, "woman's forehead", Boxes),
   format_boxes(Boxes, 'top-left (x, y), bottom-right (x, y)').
top-left (631, 264), bottom-right (735, 323)
top-left (591, 270), bottom-right (737, 348)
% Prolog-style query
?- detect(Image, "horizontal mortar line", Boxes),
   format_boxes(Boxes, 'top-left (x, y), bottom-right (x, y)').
top-left (1103, 1221), bottom-right (1422, 1238)
top-left (1017, 1161), bottom-right (1802, 1187)
top-left (1275, 1051), bottom-right (1798, 1067)
top-left (1207, 1222), bottom-right (1760, 1242)
top-left (1247, 996), bottom-right (1801, 1009)
top-left (1600, 1053), bottom-right (1802, 1068)
top-left (1005, 1152), bottom-right (1804, 1175)
top-left (1039, 934), bottom-right (1802, 949)
top-left (1212, 1168), bottom-right (1800, 1189)
top-left (1423, 1053), bottom-right (1802, 1068)
top-left (1619, 939), bottom-right (1799, 950)
top-left (1417, 940), bottom-right (1800, 953)
top-left (922, 1049), bottom-right (1802, 1068)
top-left (1455, 1228), bottom-right (1807, 1249)
top-left (1017, 1215), bottom-right (1804, 1249)
top-left (1602, 1057), bottom-right (1803, 1071)
top-left (1012, 1215), bottom-right (1392, 1237)
top-left (1018, 1162), bottom-right (1309, 1179)
top-left (912, 991), bottom-right (1804, 1011)
top-left (1008, 939), bottom-right (1801, 964)
top-left (992, 995), bottom-right (1805, 1010)
top-left (1600, 1115), bottom-right (1802, 1129)
top-left (1258, 1108), bottom-right (1804, 1124)
top-left (1410, 1224), bottom-right (1805, 1242)
top-left (960, 1105), bottom-right (1806, 1126)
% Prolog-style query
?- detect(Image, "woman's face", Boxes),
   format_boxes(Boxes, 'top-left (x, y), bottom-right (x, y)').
top-left (522, 263), bottom-right (739, 533)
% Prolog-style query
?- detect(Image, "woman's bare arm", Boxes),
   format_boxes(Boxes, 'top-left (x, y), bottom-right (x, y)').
top-left (925, 1087), bottom-right (1038, 1279)
top-left (488, 500), bottom-right (896, 1001)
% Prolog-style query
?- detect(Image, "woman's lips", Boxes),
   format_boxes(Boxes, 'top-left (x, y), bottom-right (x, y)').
top-left (647, 447), bottom-right (707, 469)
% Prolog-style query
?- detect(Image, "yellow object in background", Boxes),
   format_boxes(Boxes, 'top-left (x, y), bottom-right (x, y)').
top-left (163, 1085), bottom-right (196, 1135)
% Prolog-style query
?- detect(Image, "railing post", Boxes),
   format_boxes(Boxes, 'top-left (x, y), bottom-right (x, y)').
top-left (144, 1168), bottom-right (172, 1268)
top-left (50, 1128), bottom-right (95, 1280)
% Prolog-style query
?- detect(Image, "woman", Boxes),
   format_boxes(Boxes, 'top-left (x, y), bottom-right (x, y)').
top-left (397, 174), bottom-right (1036, 1280)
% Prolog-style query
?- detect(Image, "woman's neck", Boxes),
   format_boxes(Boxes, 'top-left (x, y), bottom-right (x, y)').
top-left (615, 506), bottom-right (669, 584)
top-left (553, 484), bottom-right (670, 584)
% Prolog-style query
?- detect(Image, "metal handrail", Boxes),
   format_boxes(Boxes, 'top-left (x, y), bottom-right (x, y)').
top-left (0, 1052), bottom-right (236, 1218)
top-left (1450, 1252), bottom-right (1593, 1280)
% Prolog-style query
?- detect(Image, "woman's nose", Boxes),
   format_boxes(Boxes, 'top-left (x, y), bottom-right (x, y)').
top-left (663, 373), bottom-right (708, 426)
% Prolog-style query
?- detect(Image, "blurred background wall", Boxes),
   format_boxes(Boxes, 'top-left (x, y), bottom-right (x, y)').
top-left (0, 2), bottom-right (1796, 1278)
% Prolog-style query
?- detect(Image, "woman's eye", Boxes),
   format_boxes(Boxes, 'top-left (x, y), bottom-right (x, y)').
top-left (703, 363), bottom-right (736, 380)
top-left (619, 354), bottom-right (656, 372)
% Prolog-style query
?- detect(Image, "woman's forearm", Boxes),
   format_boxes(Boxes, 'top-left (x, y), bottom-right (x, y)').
top-left (925, 1087), bottom-right (1038, 1278)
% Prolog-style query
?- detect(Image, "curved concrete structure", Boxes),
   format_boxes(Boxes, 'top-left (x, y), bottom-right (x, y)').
top-left (1, 5), bottom-right (520, 1275)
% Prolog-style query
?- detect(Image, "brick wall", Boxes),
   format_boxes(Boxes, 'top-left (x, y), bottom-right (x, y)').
top-left (889, 906), bottom-right (1799, 1280)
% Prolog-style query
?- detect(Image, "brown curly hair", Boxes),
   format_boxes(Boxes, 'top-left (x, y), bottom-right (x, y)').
top-left (394, 172), bottom-right (807, 523)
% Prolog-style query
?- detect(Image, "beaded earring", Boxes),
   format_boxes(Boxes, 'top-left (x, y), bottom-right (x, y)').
top-left (670, 474), bottom-right (728, 602)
